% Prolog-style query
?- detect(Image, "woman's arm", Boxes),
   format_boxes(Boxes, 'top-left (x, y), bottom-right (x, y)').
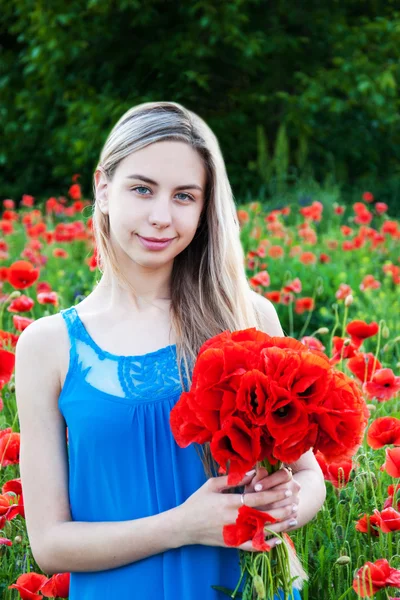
top-left (15, 316), bottom-right (188, 576)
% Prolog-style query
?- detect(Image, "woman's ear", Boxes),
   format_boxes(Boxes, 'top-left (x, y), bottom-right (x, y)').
top-left (94, 168), bottom-right (109, 216)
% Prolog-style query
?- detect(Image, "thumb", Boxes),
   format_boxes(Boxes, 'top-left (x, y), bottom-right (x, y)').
top-left (212, 469), bottom-right (256, 493)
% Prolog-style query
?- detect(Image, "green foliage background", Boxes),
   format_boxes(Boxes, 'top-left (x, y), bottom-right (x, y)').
top-left (1, 0), bottom-right (400, 211)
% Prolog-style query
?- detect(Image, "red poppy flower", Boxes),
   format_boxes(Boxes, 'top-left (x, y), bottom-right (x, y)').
top-left (299, 251), bottom-right (317, 265)
top-left (236, 370), bottom-right (271, 426)
top-left (355, 513), bottom-right (381, 536)
top-left (376, 202), bottom-right (388, 214)
top-left (9, 572), bottom-right (49, 599)
top-left (268, 246), bottom-right (284, 259)
top-left (360, 274), bottom-right (381, 291)
top-left (37, 291), bottom-right (58, 306)
top-left (373, 507), bottom-right (400, 533)
top-left (363, 368), bottom-right (400, 401)
top-left (362, 192), bottom-right (374, 203)
top-left (330, 337), bottom-right (359, 364)
top-left (347, 353), bottom-right (382, 382)
top-left (264, 291), bottom-right (281, 303)
top-left (294, 297), bottom-right (314, 314)
top-left (12, 315), bottom-right (34, 332)
top-left (0, 430), bottom-right (20, 466)
top-left (7, 295), bottom-right (35, 313)
top-left (40, 572), bottom-right (70, 598)
top-left (223, 505), bottom-right (277, 551)
top-left (335, 283), bottom-right (353, 300)
top-left (0, 537), bottom-right (12, 546)
top-left (346, 320), bottom-right (379, 347)
top-left (210, 416), bottom-right (262, 484)
top-left (0, 348), bottom-right (15, 390)
top-left (353, 558), bottom-right (400, 598)
top-left (283, 278), bottom-right (302, 294)
top-left (315, 371), bottom-right (369, 462)
top-left (367, 417), bottom-right (400, 449)
top-left (249, 270), bottom-right (270, 287)
top-left (300, 337), bottom-right (325, 352)
top-left (382, 447), bottom-right (400, 478)
top-left (170, 393), bottom-right (213, 447)
top-left (7, 260), bottom-right (40, 290)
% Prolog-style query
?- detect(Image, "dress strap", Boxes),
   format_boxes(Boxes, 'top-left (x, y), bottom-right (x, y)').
top-left (60, 306), bottom-right (79, 375)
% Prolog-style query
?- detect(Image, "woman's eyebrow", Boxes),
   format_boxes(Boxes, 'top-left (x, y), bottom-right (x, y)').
top-left (126, 174), bottom-right (203, 192)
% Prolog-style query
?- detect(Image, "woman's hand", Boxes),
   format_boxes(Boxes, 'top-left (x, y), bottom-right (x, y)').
top-left (244, 466), bottom-right (301, 543)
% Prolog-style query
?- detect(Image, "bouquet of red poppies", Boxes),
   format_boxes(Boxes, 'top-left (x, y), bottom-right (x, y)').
top-left (170, 328), bottom-right (369, 599)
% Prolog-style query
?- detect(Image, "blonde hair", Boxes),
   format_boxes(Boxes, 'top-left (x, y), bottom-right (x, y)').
top-left (92, 101), bottom-right (264, 477)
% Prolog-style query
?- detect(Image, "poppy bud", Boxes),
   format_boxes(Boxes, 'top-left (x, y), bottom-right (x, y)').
top-left (8, 382), bottom-right (15, 393)
top-left (335, 556), bottom-right (351, 566)
top-left (315, 327), bottom-right (329, 335)
top-left (366, 403), bottom-right (376, 412)
top-left (253, 575), bottom-right (266, 599)
top-left (13, 536), bottom-right (22, 544)
top-left (344, 294), bottom-right (354, 307)
top-left (382, 325), bottom-right (390, 339)
top-left (343, 338), bottom-right (351, 346)
top-left (7, 291), bottom-right (21, 300)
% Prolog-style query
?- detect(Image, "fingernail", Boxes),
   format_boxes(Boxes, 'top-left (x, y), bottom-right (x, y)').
top-left (255, 483), bottom-right (263, 491)
top-left (245, 469), bottom-right (256, 476)
top-left (292, 504), bottom-right (298, 512)
top-left (275, 539), bottom-right (283, 545)
top-left (285, 490), bottom-right (293, 497)
top-left (288, 519), bottom-right (297, 526)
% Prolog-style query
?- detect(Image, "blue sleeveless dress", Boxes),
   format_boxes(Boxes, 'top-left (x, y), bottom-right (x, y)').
top-left (59, 305), bottom-right (302, 600)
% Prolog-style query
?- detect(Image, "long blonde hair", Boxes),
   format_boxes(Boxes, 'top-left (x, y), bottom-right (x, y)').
top-left (92, 101), bottom-right (267, 477)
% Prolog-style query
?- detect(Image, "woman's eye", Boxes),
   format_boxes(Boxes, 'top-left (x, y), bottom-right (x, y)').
top-left (131, 186), bottom-right (193, 202)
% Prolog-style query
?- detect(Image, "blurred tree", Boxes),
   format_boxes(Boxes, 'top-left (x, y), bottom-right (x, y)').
top-left (0, 0), bottom-right (399, 212)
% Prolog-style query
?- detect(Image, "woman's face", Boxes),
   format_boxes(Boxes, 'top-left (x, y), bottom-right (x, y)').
top-left (95, 140), bottom-right (206, 268)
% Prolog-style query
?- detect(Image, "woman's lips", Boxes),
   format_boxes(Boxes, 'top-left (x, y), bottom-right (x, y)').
top-left (137, 235), bottom-right (175, 251)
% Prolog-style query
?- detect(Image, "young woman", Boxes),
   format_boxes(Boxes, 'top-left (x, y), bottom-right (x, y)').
top-left (15, 101), bottom-right (326, 599)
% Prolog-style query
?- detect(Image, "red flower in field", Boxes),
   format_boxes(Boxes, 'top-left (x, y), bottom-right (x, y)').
top-left (7, 295), bottom-right (34, 313)
top-left (300, 336), bottom-right (325, 352)
top-left (346, 320), bottom-right (379, 347)
top-left (3, 199), bottom-right (15, 209)
top-left (299, 251), bottom-right (317, 265)
top-left (268, 245), bottom-right (284, 259)
top-left (335, 283), bottom-right (353, 300)
top-left (334, 205), bottom-right (345, 215)
top-left (0, 330), bottom-right (19, 350)
top-left (330, 337), bottom-right (358, 364)
top-left (68, 183), bottom-right (82, 200)
top-left (367, 417), bottom-right (400, 449)
top-left (363, 368), bottom-right (400, 401)
top-left (21, 194), bottom-right (35, 207)
top-left (362, 192), bottom-right (374, 203)
top-left (223, 505), bottom-right (277, 552)
top-left (299, 201), bottom-right (323, 222)
top-left (347, 353), bottom-right (382, 383)
top-left (264, 291), bottom-right (281, 303)
top-left (40, 572), bottom-right (70, 598)
top-left (283, 278), bottom-right (302, 293)
top-left (53, 248), bottom-right (69, 258)
top-left (281, 292), bottom-right (294, 305)
top-left (360, 274), bottom-right (381, 291)
top-left (2, 477), bottom-right (24, 519)
top-left (294, 297), bottom-right (314, 314)
top-left (376, 202), bottom-right (388, 214)
top-left (13, 315), bottom-right (34, 332)
top-left (249, 270), bottom-right (270, 288)
top-left (7, 260), bottom-right (40, 290)
top-left (0, 348), bottom-right (15, 390)
top-left (37, 291), bottom-right (59, 306)
top-left (237, 209), bottom-right (249, 225)
top-left (355, 210), bottom-right (373, 225)
top-left (9, 572), bottom-right (49, 599)
top-left (341, 225), bottom-right (353, 236)
top-left (353, 558), bottom-right (400, 597)
top-left (0, 429), bottom-right (20, 466)
top-left (355, 513), bottom-right (381, 536)
top-left (382, 447), bottom-right (400, 478)
top-left (319, 253), bottom-right (330, 263)
top-left (0, 537), bottom-right (12, 545)
top-left (210, 416), bottom-right (262, 484)
top-left (374, 507), bottom-right (400, 533)
top-left (382, 220), bottom-right (398, 236)
top-left (384, 484), bottom-right (400, 511)
top-left (314, 451), bottom-right (354, 488)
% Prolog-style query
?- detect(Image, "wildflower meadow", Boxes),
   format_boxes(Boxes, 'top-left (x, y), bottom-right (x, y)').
top-left (0, 181), bottom-right (399, 600)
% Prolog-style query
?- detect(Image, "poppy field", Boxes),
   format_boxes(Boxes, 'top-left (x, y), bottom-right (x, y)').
top-left (0, 182), bottom-right (399, 599)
